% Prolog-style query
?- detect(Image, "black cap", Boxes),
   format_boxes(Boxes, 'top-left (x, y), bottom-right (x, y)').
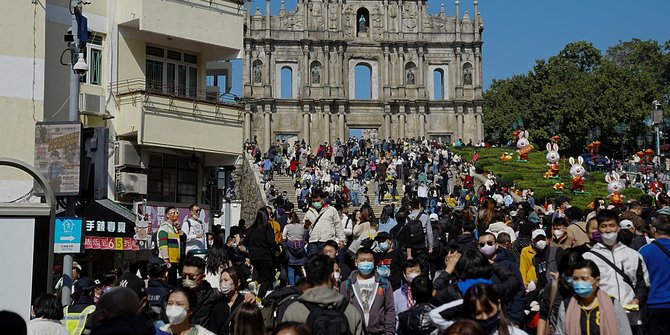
top-left (556, 195), bottom-right (570, 208)
top-left (74, 277), bottom-right (96, 291)
top-left (375, 232), bottom-right (392, 242)
top-left (147, 257), bottom-right (168, 277)
top-left (116, 273), bottom-right (146, 297)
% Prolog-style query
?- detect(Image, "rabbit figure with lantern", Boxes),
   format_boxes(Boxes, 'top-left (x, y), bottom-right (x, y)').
top-left (544, 143), bottom-right (560, 179)
top-left (516, 130), bottom-right (533, 162)
top-left (606, 172), bottom-right (625, 208)
top-left (569, 156), bottom-right (587, 193)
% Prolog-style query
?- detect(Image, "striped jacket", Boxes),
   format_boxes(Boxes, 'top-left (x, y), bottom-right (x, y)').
top-left (158, 222), bottom-right (181, 263)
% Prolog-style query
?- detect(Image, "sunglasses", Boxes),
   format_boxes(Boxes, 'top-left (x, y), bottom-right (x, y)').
top-left (168, 212), bottom-right (179, 215)
top-left (478, 241), bottom-right (495, 248)
top-left (182, 273), bottom-right (202, 280)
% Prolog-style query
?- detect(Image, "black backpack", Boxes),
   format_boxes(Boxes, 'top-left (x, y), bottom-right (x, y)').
top-left (406, 217), bottom-right (426, 247)
top-left (261, 293), bottom-right (301, 331)
top-left (303, 299), bottom-right (351, 335)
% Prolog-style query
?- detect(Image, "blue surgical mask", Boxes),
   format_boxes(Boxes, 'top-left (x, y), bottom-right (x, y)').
top-left (379, 242), bottom-right (390, 252)
top-left (357, 261), bottom-right (375, 275)
top-left (572, 281), bottom-right (594, 298)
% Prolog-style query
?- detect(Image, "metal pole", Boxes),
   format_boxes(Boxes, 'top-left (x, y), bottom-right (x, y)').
top-left (63, 0), bottom-right (81, 307)
top-left (656, 125), bottom-right (661, 157)
top-left (224, 200), bottom-right (231, 241)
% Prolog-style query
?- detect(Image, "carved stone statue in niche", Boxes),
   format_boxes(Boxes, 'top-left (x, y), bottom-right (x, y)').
top-left (388, 5), bottom-right (397, 31)
top-left (463, 63), bottom-right (473, 86)
top-left (253, 61), bottom-right (262, 84)
top-left (311, 63), bottom-right (321, 84)
top-left (406, 68), bottom-right (415, 85)
top-left (358, 15), bottom-right (367, 33)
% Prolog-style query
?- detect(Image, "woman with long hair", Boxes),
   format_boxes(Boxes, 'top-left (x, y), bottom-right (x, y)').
top-left (210, 266), bottom-right (246, 335)
top-left (353, 205), bottom-right (374, 240)
top-left (204, 234), bottom-right (231, 289)
top-left (242, 208), bottom-right (279, 298)
top-left (378, 205), bottom-right (397, 233)
top-left (233, 302), bottom-right (266, 335)
top-left (160, 287), bottom-right (215, 335)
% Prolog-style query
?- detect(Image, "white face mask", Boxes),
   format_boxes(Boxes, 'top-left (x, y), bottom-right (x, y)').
top-left (535, 240), bottom-right (547, 251)
top-left (165, 305), bottom-right (188, 325)
top-left (332, 272), bottom-right (341, 282)
top-left (553, 229), bottom-right (565, 239)
top-left (601, 232), bottom-right (618, 246)
top-left (406, 273), bottom-right (419, 284)
top-left (479, 244), bottom-right (497, 257)
top-left (219, 284), bottom-right (234, 294)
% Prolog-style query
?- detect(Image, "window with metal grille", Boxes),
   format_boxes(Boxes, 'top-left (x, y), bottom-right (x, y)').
top-left (147, 153), bottom-right (198, 204)
top-left (145, 45), bottom-right (199, 98)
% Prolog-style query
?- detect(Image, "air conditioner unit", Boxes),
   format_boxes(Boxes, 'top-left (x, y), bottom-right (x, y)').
top-left (80, 93), bottom-right (105, 114)
top-left (117, 172), bottom-right (148, 194)
top-left (114, 141), bottom-right (144, 168)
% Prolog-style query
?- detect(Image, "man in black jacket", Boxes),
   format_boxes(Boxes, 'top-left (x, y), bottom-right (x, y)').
top-left (478, 232), bottom-right (525, 325)
top-left (145, 257), bottom-right (173, 316)
top-left (181, 255), bottom-right (223, 332)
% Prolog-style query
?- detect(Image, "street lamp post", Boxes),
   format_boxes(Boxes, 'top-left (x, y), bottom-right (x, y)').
top-left (653, 101), bottom-right (664, 156)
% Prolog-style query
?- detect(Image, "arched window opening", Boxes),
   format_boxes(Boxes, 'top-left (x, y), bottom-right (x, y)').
top-left (463, 62), bottom-right (473, 86)
top-left (433, 69), bottom-right (444, 100)
top-left (354, 63), bottom-right (372, 100)
top-left (281, 66), bottom-right (293, 99)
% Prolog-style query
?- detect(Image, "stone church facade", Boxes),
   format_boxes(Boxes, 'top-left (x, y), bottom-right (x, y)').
top-left (242, 0), bottom-right (485, 151)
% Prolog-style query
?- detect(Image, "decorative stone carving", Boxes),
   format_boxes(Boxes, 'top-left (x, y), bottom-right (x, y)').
top-left (311, 3), bottom-right (323, 31)
top-left (388, 4), bottom-right (398, 32)
top-left (402, 3), bottom-right (417, 32)
top-left (329, 4), bottom-right (338, 30)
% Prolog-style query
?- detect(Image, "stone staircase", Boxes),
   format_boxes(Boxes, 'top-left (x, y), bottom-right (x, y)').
top-left (268, 174), bottom-right (403, 219)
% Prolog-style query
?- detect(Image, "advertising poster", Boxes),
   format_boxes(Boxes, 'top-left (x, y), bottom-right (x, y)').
top-left (34, 122), bottom-right (82, 196)
top-left (145, 205), bottom-right (210, 237)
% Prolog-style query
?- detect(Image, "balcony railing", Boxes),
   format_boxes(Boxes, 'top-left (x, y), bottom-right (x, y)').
top-left (165, 0), bottom-right (244, 12)
top-left (110, 78), bottom-right (242, 107)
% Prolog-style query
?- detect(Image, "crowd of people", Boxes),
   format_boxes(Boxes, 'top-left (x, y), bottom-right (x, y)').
top-left (4, 137), bottom-right (670, 335)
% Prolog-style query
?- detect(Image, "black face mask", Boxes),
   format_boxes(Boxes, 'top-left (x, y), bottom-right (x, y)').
top-left (477, 314), bottom-right (500, 334)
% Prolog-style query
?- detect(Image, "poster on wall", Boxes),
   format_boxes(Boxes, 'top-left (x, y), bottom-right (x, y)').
top-left (144, 205), bottom-right (210, 236)
top-left (34, 122), bottom-right (82, 196)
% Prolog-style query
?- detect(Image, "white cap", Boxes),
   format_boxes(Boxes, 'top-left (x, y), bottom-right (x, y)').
top-left (429, 213), bottom-right (439, 221)
top-left (619, 219), bottom-right (634, 230)
top-left (532, 229), bottom-right (547, 240)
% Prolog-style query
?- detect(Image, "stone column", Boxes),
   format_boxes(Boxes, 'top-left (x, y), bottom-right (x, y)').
top-left (475, 46), bottom-right (483, 99)
top-left (459, 109), bottom-right (465, 141)
top-left (338, 113), bottom-right (345, 141)
top-left (265, 0), bottom-right (271, 38)
top-left (264, 110), bottom-right (271, 152)
top-left (323, 107), bottom-right (331, 144)
top-left (399, 105), bottom-right (406, 139)
top-left (455, 0), bottom-right (461, 41)
top-left (455, 49), bottom-right (463, 98)
top-left (302, 45), bottom-right (309, 97)
top-left (303, 110), bottom-right (310, 145)
top-left (418, 106), bottom-right (426, 138)
top-left (476, 107), bottom-right (483, 142)
top-left (384, 110), bottom-right (391, 139)
top-left (244, 110), bottom-right (252, 142)
top-left (324, 46), bottom-right (330, 93)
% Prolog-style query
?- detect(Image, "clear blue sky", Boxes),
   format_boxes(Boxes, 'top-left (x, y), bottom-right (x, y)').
top-left (229, 0), bottom-right (670, 97)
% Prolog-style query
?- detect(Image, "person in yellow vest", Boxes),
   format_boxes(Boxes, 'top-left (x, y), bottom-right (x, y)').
top-left (63, 277), bottom-right (96, 335)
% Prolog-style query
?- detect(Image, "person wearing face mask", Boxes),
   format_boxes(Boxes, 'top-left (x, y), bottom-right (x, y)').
top-left (374, 232), bottom-right (405, 291)
top-left (340, 247), bottom-right (396, 335)
top-left (161, 287), bottom-right (216, 335)
top-left (564, 207), bottom-right (590, 248)
top-left (204, 235), bottom-right (232, 290)
top-left (180, 255), bottom-right (224, 333)
top-left (430, 283), bottom-right (528, 334)
top-left (552, 219), bottom-right (570, 249)
top-left (639, 212), bottom-right (670, 335)
top-left (584, 213), bottom-right (601, 248)
top-left (393, 260), bottom-right (422, 316)
top-left (536, 249), bottom-right (582, 335)
top-left (531, 229), bottom-right (563, 292)
top-left (304, 189), bottom-right (347, 258)
top-left (582, 209), bottom-right (650, 333)
top-left (478, 233), bottom-right (525, 326)
top-left (519, 229), bottom-right (546, 289)
top-left (209, 267), bottom-right (246, 335)
top-left (554, 260), bottom-right (632, 335)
